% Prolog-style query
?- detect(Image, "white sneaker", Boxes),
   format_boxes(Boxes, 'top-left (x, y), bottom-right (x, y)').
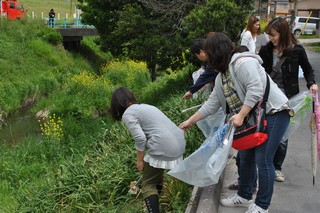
top-left (275, 170), bottom-right (285, 182)
top-left (220, 193), bottom-right (253, 207)
top-left (245, 204), bottom-right (269, 213)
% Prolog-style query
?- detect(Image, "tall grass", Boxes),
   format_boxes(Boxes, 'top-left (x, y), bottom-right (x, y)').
top-left (13, 91), bottom-right (205, 212)
top-left (0, 63), bottom-right (204, 211)
top-left (0, 9), bottom-right (205, 212)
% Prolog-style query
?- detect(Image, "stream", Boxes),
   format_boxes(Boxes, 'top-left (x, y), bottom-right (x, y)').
top-left (0, 106), bottom-right (39, 145)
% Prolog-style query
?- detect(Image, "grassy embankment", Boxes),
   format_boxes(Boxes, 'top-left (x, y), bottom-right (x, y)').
top-left (23, 0), bottom-right (79, 19)
top-left (0, 16), bottom-right (205, 212)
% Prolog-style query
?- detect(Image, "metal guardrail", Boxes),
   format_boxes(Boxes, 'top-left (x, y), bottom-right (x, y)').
top-left (42, 17), bottom-right (95, 29)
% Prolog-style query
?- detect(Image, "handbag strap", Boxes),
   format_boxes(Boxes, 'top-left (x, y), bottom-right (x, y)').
top-left (269, 56), bottom-right (287, 78)
top-left (226, 73), bottom-right (270, 114)
top-left (263, 73), bottom-right (270, 103)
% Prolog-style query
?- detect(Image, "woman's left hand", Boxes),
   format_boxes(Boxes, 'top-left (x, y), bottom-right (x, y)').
top-left (229, 113), bottom-right (245, 127)
top-left (310, 84), bottom-right (318, 93)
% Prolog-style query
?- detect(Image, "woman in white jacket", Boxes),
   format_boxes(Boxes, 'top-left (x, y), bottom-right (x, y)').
top-left (241, 16), bottom-right (261, 53)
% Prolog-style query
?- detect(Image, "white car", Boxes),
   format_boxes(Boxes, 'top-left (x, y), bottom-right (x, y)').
top-left (291, 16), bottom-right (319, 36)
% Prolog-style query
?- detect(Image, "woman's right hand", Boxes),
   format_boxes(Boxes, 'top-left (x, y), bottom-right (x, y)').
top-left (179, 119), bottom-right (193, 131)
top-left (183, 91), bottom-right (193, 99)
top-left (179, 112), bottom-right (203, 131)
top-left (136, 159), bottom-right (144, 172)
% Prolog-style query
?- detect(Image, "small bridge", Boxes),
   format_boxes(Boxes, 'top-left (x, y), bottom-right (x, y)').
top-left (43, 18), bottom-right (99, 49)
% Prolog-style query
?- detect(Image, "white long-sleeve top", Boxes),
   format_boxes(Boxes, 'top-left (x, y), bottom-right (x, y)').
top-left (240, 30), bottom-right (257, 53)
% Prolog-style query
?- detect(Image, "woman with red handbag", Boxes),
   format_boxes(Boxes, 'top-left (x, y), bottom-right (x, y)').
top-left (179, 32), bottom-right (292, 213)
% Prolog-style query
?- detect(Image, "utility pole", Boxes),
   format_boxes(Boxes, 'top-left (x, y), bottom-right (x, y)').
top-left (293, 0), bottom-right (298, 17)
top-left (288, 0), bottom-right (298, 26)
top-left (267, 0), bottom-right (271, 22)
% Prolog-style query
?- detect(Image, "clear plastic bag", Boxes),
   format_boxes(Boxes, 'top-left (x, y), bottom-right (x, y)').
top-left (196, 107), bottom-right (225, 138)
top-left (192, 67), bottom-right (212, 99)
top-left (167, 122), bottom-right (234, 187)
top-left (281, 90), bottom-right (312, 142)
top-left (205, 122), bottom-right (234, 184)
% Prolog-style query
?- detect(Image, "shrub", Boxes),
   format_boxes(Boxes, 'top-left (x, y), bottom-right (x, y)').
top-left (56, 70), bottom-right (114, 117)
top-left (43, 30), bottom-right (63, 45)
top-left (101, 60), bottom-right (151, 98)
top-left (141, 63), bottom-right (194, 105)
top-left (259, 19), bottom-right (268, 33)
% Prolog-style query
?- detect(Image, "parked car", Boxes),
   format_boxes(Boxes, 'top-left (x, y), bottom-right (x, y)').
top-left (291, 16), bottom-right (319, 36)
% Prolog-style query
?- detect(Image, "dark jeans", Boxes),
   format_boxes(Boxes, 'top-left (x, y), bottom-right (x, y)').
top-left (236, 137), bottom-right (288, 178)
top-left (237, 110), bottom-right (290, 210)
top-left (49, 18), bottom-right (54, 28)
top-left (236, 152), bottom-right (257, 189)
top-left (273, 139), bottom-right (288, 171)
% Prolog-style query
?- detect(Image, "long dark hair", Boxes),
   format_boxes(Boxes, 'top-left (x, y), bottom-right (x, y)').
top-left (204, 32), bottom-right (236, 73)
top-left (265, 17), bottom-right (297, 54)
top-left (109, 87), bottom-right (138, 121)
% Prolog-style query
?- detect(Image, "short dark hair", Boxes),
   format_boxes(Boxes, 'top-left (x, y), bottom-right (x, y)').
top-left (190, 38), bottom-right (205, 55)
top-left (109, 87), bottom-right (138, 121)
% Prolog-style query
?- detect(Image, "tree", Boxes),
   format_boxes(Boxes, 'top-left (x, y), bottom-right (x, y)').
top-left (78, 0), bottom-right (202, 80)
top-left (77, 0), bottom-right (252, 80)
top-left (183, 0), bottom-right (251, 42)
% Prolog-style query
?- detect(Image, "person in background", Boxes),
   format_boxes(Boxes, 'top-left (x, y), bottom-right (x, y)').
top-left (49, 9), bottom-right (55, 28)
top-left (109, 87), bottom-right (186, 213)
top-left (183, 38), bottom-right (217, 99)
top-left (240, 16), bottom-right (261, 54)
top-left (259, 17), bottom-right (318, 182)
top-left (179, 32), bottom-right (291, 213)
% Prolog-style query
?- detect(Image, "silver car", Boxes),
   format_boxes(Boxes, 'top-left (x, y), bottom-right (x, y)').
top-left (291, 16), bottom-right (319, 36)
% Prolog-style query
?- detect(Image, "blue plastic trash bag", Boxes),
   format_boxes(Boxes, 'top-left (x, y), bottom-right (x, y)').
top-left (167, 122), bottom-right (234, 187)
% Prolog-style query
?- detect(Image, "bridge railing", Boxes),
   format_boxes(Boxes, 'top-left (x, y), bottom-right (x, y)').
top-left (43, 18), bottom-right (95, 29)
